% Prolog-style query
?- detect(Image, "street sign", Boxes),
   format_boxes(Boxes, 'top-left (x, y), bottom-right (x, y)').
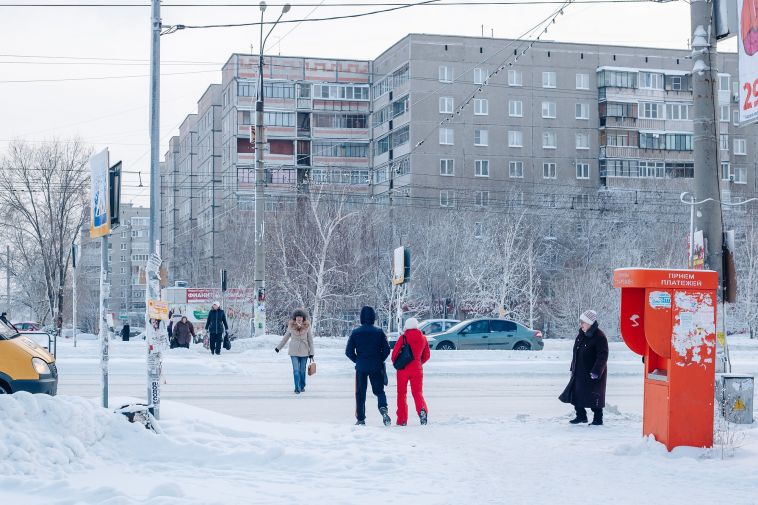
top-left (89, 149), bottom-right (111, 238)
top-left (738, 0), bottom-right (758, 124)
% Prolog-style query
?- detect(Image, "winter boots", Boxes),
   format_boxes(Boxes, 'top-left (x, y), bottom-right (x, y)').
top-left (419, 408), bottom-right (428, 425)
top-left (570, 407), bottom-right (603, 425)
top-left (380, 407), bottom-right (392, 427)
top-left (590, 408), bottom-right (603, 426)
top-left (569, 407), bottom-right (588, 424)
top-left (355, 420), bottom-right (366, 425)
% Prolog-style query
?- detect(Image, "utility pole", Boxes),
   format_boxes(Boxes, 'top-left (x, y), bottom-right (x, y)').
top-left (691, 0), bottom-right (723, 280)
top-left (99, 235), bottom-right (109, 408)
top-left (5, 246), bottom-right (10, 314)
top-left (72, 243), bottom-right (78, 348)
top-left (254, 16), bottom-right (266, 337)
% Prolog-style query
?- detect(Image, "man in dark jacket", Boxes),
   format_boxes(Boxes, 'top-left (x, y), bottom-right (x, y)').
top-left (120, 323), bottom-right (130, 342)
top-left (205, 302), bottom-right (228, 355)
top-left (345, 306), bottom-right (391, 426)
top-left (559, 310), bottom-right (609, 425)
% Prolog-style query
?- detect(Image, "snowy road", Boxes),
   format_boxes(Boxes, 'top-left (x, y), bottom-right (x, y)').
top-left (2, 335), bottom-right (757, 505)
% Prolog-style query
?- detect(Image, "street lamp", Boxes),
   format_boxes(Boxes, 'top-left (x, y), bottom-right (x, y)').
top-left (254, 2), bottom-right (290, 337)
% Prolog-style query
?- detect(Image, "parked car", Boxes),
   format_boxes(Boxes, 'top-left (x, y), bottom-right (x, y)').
top-left (430, 318), bottom-right (544, 351)
top-left (13, 321), bottom-right (41, 332)
top-left (0, 323), bottom-right (57, 395)
top-left (387, 319), bottom-right (459, 348)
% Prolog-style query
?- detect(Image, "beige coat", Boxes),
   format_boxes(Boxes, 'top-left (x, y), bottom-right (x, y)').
top-left (278, 320), bottom-right (314, 357)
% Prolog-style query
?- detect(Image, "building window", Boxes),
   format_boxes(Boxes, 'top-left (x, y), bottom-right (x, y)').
top-left (508, 100), bottom-right (523, 117)
top-left (474, 99), bottom-right (489, 115)
top-left (541, 101), bottom-right (557, 119)
top-left (733, 166), bottom-right (747, 184)
top-left (440, 190), bottom-right (455, 207)
top-left (598, 70), bottom-right (637, 88)
top-left (576, 162), bottom-right (590, 179)
top-left (734, 138), bottom-right (747, 155)
top-left (721, 162), bottom-right (731, 181)
top-left (640, 72), bottom-right (664, 90)
top-left (576, 73), bottom-right (590, 90)
top-left (474, 159), bottom-right (490, 177)
top-left (439, 96), bottom-right (454, 114)
top-left (237, 82), bottom-right (254, 97)
top-left (474, 129), bottom-right (489, 146)
top-left (121, 255), bottom-right (127, 262)
top-left (474, 222), bottom-right (484, 238)
top-left (439, 128), bottom-right (454, 145)
top-left (667, 103), bottom-right (691, 121)
top-left (543, 162), bottom-right (557, 179)
top-left (120, 243), bottom-right (127, 251)
top-left (575, 103), bottom-right (589, 120)
top-left (439, 65), bottom-right (453, 83)
top-left (473, 67), bottom-right (487, 85)
top-left (640, 102), bottom-right (664, 119)
top-left (542, 71), bottom-right (556, 88)
top-left (508, 130), bottom-right (523, 147)
top-left (720, 105), bottom-right (730, 122)
top-left (508, 69), bottom-right (523, 86)
top-left (719, 74), bottom-right (730, 92)
top-left (440, 159), bottom-right (455, 176)
top-left (575, 133), bottom-right (590, 150)
top-left (509, 160), bottom-right (524, 178)
top-left (542, 131), bottom-right (557, 149)
top-left (120, 267), bottom-right (127, 274)
top-left (475, 190), bottom-right (490, 207)
top-left (720, 134), bottom-right (729, 151)
top-left (733, 110), bottom-right (740, 125)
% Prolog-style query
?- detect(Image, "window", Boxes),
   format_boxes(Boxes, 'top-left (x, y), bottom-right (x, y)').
top-left (439, 65), bottom-right (453, 83)
top-left (543, 162), bottom-right (557, 179)
top-left (474, 99), bottom-right (489, 115)
top-left (263, 82), bottom-right (295, 99)
top-left (439, 128), bottom-right (454, 145)
top-left (509, 161), bottom-right (524, 178)
top-left (667, 103), bottom-right (691, 121)
top-left (640, 102), bottom-right (664, 119)
top-left (264, 111), bottom-right (295, 127)
top-left (576, 73), bottom-right (590, 90)
top-left (509, 100), bottom-right (523, 117)
top-left (475, 160), bottom-right (490, 177)
top-left (474, 67), bottom-right (487, 85)
top-left (575, 133), bottom-right (590, 150)
top-left (606, 131), bottom-right (630, 146)
top-left (121, 255), bottom-right (127, 262)
top-left (508, 130), bottom-right (523, 147)
top-left (440, 190), bottom-right (455, 207)
top-left (733, 166), bottom-right (747, 184)
top-left (440, 159), bottom-right (455, 176)
top-left (120, 243), bottom-right (127, 251)
top-left (237, 82), bottom-right (254, 97)
top-left (475, 190), bottom-right (490, 207)
top-left (721, 162), bottom-right (731, 181)
top-left (313, 83), bottom-right (368, 100)
top-left (474, 222), bottom-right (484, 239)
top-left (720, 105), bottom-right (730, 122)
top-left (439, 97), bottom-right (454, 113)
top-left (120, 267), bottom-right (127, 274)
top-left (542, 71), bottom-right (556, 88)
top-left (542, 101), bottom-right (557, 118)
top-left (598, 70), bottom-right (637, 88)
top-left (719, 74), bottom-right (730, 92)
top-left (576, 162), bottom-right (590, 179)
top-left (313, 113), bottom-right (368, 129)
top-left (720, 134), bottom-right (729, 151)
top-left (464, 320), bottom-right (490, 333)
top-left (639, 161), bottom-right (665, 178)
top-left (640, 71), bottom-right (664, 90)
top-left (734, 138), bottom-right (747, 155)
top-left (575, 103), bottom-right (589, 120)
top-left (474, 129), bottom-right (489, 146)
top-left (542, 131), bottom-right (557, 149)
top-left (508, 69), bottom-right (523, 86)
top-left (640, 133), bottom-right (692, 151)
top-left (733, 110), bottom-right (740, 125)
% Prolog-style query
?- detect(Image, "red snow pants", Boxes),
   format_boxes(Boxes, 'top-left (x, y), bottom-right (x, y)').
top-left (396, 364), bottom-right (427, 425)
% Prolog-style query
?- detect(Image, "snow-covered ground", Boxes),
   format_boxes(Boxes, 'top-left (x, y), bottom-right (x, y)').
top-left (2, 335), bottom-right (757, 504)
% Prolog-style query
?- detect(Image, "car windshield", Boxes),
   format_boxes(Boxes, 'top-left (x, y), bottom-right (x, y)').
top-left (0, 321), bottom-right (20, 340)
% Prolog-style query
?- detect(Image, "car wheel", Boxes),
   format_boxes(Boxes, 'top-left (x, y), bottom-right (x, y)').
top-left (436, 341), bottom-right (455, 350)
top-left (513, 341), bottom-right (531, 351)
top-left (0, 383), bottom-right (9, 394)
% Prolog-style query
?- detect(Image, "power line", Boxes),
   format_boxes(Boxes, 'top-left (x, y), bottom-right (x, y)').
top-left (0, 0), bottom-right (671, 7)
top-left (0, 69), bottom-right (218, 84)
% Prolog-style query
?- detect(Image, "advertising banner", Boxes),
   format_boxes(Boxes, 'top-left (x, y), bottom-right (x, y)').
top-left (89, 149), bottom-right (110, 238)
top-left (738, 0), bottom-right (758, 124)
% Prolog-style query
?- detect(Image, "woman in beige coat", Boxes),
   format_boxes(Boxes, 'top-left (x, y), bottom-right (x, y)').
top-left (275, 309), bottom-right (315, 394)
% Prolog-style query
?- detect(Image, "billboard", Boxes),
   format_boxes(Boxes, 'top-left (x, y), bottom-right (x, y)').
top-left (89, 148), bottom-right (111, 238)
top-left (738, 0), bottom-right (758, 124)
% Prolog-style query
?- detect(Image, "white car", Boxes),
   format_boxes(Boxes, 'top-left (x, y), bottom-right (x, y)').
top-left (387, 319), bottom-right (460, 348)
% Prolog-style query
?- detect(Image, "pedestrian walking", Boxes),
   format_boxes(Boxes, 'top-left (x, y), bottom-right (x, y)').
top-left (173, 316), bottom-right (195, 349)
top-left (275, 309), bottom-right (315, 394)
top-left (559, 310), bottom-right (609, 426)
top-left (391, 318), bottom-right (430, 426)
top-left (205, 301), bottom-right (228, 355)
top-left (345, 306), bottom-right (391, 426)
top-left (120, 323), bottom-right (131, 342)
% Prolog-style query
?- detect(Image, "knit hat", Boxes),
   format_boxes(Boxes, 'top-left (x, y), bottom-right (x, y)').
top-left (404, 317), bottom-right (420, 331)
top-left (579, 310), bottom-right (597, 325)
top-left (212, 301), bottom-right (220, 308)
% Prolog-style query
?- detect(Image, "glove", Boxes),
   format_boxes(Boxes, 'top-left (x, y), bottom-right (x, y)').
top-left (275, 348), bottom-right (279, 353)
top-left (590, 373), bottom-right (599, 380)
top-left (309, 355), bottom-right (314, 360)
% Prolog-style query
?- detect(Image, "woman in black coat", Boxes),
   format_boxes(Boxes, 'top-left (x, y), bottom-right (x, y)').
top-left (559, 310), bottom-right (609, 425)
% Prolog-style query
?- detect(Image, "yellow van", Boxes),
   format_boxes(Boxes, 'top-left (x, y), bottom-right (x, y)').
top-left (0, 322), bottom-right (57, 395)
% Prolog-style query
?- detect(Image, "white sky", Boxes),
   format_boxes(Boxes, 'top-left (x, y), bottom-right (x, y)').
top-left (0, 0), bottom-right (738, 206)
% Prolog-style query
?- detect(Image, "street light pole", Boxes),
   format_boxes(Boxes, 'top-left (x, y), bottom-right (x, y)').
top-left (253, 1), bottom-right (289, 337)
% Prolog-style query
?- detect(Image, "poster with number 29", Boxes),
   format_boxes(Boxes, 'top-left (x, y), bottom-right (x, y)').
top-left (739, 0), bottom-right (758, 125)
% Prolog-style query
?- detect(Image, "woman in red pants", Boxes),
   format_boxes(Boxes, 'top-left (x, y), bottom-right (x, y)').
top-left (391, 318), bottom-right (430, 426)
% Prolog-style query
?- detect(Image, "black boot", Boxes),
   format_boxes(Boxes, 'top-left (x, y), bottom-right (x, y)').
top-left (590, 408), bottom-right (603, 426)
top-left (569, 407), bottom-right (588, 424)
top-left (355, 419), bottom-right (366, 426)
top-left (380, 407), bottom-right (391, 427)
top-left (419, 408), bottom-right (428, 425)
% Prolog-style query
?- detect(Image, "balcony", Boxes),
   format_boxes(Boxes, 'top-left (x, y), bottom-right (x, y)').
top-left (600, 146), bottom-right (639, 158)
top-left (600, 116), bottom-right (637, 129)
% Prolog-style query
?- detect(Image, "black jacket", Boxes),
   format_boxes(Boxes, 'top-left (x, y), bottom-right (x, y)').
top-left (560, 321), bottom-right (609, 408)
top-left (205, 308), bottom-right (228, 334)
top-left (345, 306), bottom-right (390, 373)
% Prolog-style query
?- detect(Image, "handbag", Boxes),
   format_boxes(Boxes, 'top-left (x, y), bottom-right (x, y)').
top-left (223, 333), bottom-right (231, 350)
top-left (307, 358), bottom-right (317, 376)
top-left (558, 374), bottom-right (575, 404)
top-left (392, 335), bottom-right (414, 370)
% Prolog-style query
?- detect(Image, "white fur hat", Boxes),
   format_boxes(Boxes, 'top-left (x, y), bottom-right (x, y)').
top-left (404, 317), bottom-right (420, 331)
top-left (579, 310), bottom-right (597, 325)
top-left (212, 301), bottom-right (220, 307)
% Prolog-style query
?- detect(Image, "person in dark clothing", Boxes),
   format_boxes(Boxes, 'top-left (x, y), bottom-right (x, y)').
top-left (205, 301), bottom-right (228, 355)
top-left (345, 306), bottom-right (391, 426)
top-left (120, 324), bottom-right (131, 342)
top-left (0, 312), bottom-right (17, 332)
top-left (559, 310), bottom-right (609, 426)
top-left (173, 316), bottom-right (195, 349)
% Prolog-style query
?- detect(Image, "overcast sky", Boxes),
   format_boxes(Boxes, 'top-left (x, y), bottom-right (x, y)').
top-left (0, 0), bottom-right (738, 206)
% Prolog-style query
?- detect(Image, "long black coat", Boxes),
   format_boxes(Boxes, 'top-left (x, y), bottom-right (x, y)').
top-left (345, 306), bottom-right (390, 373)
top-left (205, 308), bottom-right (228, 335)
top-left (559, 322), bottom-right (609, 409)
